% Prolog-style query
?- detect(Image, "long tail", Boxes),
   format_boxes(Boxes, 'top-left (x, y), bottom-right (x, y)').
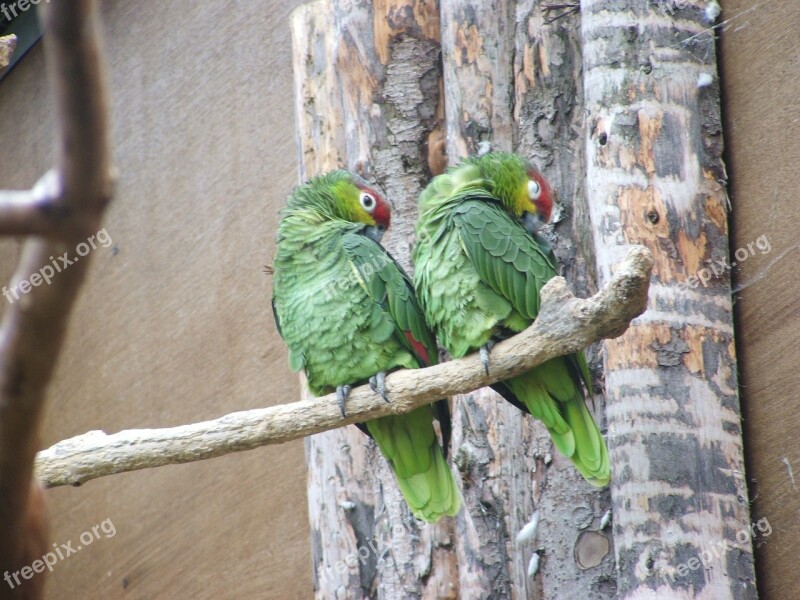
top-left (501, 356), bottom-right (610, 487)
top-left (365, 406), bottom-right (461, 522)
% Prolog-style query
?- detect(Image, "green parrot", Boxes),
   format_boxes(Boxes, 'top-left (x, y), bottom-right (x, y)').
top-left (271, 170), bottom-right (461, 522)
top-left (412, 152), bottom-right (610, 486)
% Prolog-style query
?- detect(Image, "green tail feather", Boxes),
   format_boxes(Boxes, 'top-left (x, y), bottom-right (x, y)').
top-left (366, 408), bottom-right (461, 522)
top-left (506, 358), bottom-right (610, 487)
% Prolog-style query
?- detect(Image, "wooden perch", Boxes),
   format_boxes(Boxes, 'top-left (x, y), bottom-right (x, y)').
top-left (35, 245), bottom-right (653, 488)
top-left (0, 0), bottom-right (112, 593)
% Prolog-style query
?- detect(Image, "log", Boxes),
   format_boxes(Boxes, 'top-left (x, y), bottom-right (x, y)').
top-left (580, 1), bottom-right (757, 598)
top-left (440, 1), bottom-right (615, 597)
top-left (440, 1), bottom-right (535, 597)
top-left (512, 1), bottom-right (617, 597)
top-left (293, 1), bottom-right (457, 596)
top-left (291, 4), bottom-right (377, 597)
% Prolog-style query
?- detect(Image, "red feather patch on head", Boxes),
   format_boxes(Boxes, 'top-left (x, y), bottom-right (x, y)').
top-left (372, 196), bottom-right (391, 229)
top-left (357, 183), bottom-right (391, 229)
top-left (528, 170), bottom-right (553, 223)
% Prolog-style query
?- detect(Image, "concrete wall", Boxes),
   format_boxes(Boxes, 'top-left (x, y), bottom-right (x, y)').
top-left (0, 1), bottom-right (310, 597)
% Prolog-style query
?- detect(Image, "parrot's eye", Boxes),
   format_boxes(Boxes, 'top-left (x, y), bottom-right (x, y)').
top-left (360, 192), bottom-right (376, 213)
top-left (528, 179), bottom-right (541, 201)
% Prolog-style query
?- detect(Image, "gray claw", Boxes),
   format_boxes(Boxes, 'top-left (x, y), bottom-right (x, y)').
top-left (480, 342), bottom-right (495, 376)
top-left (369, 372), bottom-right (389, 403)
top-left (336, 384), bottom-right (352, 417)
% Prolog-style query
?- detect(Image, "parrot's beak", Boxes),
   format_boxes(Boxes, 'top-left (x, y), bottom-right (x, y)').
top-left (522, 211), bottom-right (545, 235)
top-left (364, 225), bottom-right (386, 243)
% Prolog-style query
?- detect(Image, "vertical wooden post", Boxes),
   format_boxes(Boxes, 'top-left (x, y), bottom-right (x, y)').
top-left (293, 1), bottom-right (457, 597)
top-left (439, 1), bottom-right (522, 596)
top-left (292, 5), bottom-right (374, 598)
top-left (441, 1), bottom-right (615, 597)
top-left (580, 1), bottom-right (757, 598)
top-left (512, 1), bottom-right (617, 597)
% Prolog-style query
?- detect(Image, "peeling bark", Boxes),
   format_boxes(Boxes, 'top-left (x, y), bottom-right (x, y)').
top-left (580, 1), bottom-right (756, 598)
top-left (440, 2), bottom-right (615, 598)
top-left (292, 6), bottom-right (378, 597)
top-left (331, 1), bottom-right (455, 597)
top-left (513, 3), bottom-right (616, 599)
top-left (440, 2), bottom-right (520, 597)
top-left (293, 2), bottom-right (457, 597)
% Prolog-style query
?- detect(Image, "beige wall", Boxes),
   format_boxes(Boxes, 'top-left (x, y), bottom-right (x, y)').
top-left (721, 2), bottom-right (800, 598)
top-left (0, 1), bottom-right (309, 598)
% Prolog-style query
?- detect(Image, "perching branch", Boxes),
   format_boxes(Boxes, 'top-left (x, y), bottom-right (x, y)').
top-left (35, 246), bottom-right (653, 488)
top-left (0, 0), bottom-right (112, 592)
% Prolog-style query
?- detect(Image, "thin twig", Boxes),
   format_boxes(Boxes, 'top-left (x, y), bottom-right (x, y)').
top-left (542, 2), bottom-right (579, 25)
top-left (35, 246), bottom-right (653, 488)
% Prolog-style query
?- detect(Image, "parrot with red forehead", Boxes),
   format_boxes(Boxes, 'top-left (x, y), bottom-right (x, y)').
top-left (412, 152), bottom-right (610, 486)
top-left (271, 170), bottom-right (460, 521)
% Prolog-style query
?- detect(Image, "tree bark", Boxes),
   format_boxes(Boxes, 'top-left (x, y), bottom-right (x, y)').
top-left (292, 6), bottom-right (377, 598)
top-left (441, 2), bottom-right (616, 598)
top-left (580, 1), bottom-right (757, 598)
top-left (293, 1), bottom-right (458, 597)
top-left (439, 2), bottom-right (522, 596)
top-left (512, 2), bottom-right (617, 598)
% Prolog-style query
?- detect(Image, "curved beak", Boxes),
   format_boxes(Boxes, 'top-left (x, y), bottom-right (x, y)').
top-left (522, 211), bottom-right (544, 235)
top-left (364, 225), bottom-right (386, 243)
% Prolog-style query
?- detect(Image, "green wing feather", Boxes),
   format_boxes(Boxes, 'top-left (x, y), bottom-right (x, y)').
top-left (448, 197), bottom-right (610, 486)
top-left (341, 234), bottom-right (438, 365)
top-left (452, 198), bottom-right (555, 321)
top-left (341, 233), bottom-right (461, 520)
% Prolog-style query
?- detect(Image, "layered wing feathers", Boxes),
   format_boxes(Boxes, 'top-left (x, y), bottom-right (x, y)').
top-left (452, 198), bottom-right (556, 322)
top-left (416, 177), bottom-right (610, 487)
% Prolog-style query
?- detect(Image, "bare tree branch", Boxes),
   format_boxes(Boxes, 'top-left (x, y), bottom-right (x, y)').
top-left (35, 246), bottom-right (653, 489)
top-left (0, 0), bottom-right (112, 592)
top-left (0, 171), bottom-right (72, 236)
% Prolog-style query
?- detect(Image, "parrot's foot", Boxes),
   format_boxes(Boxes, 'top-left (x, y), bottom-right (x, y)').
top-left (336, 384), bottom-right (352, 418)
top-left (479, 341), bottom-right (495, 376)
top-left (369, 372), bottom-right (389, 403)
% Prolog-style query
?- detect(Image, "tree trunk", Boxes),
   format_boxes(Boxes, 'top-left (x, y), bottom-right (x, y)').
top-left (294, 0), bottom-right (751, 597)
top-left (580, 1), bottom-right (757, 598)
top-left (441, 1), bottom-right (615, 598)
top-left (512, 2), bottom-right (617, 598)
top-left (439, 2), bottom-right (529, 596)
top-left (292, 6), bottom-right (373, 598)
top-left (292, 1), bottom-right (457, 598)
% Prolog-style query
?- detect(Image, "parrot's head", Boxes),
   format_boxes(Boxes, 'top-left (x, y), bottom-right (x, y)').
top-left (286, 170), bottom-right (391, 242)
top-left (336, 172), bottom-right (391, 242)
top-left (472, 152), bottom-right (553, 233)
